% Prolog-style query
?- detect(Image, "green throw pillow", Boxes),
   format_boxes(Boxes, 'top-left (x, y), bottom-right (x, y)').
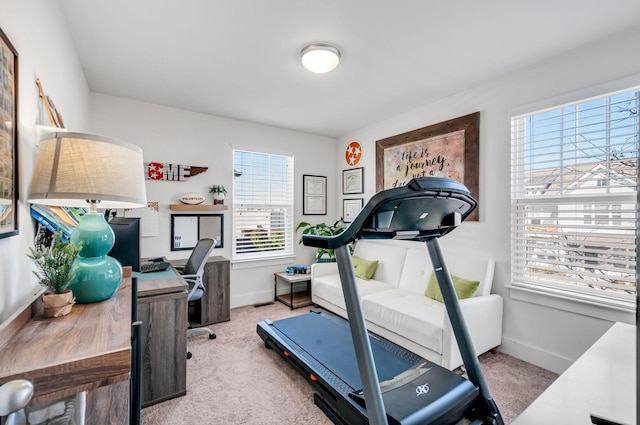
top-left (424, 271), bottom-right (479, 302)
top-left (352, 256), bottom-right (379, 280)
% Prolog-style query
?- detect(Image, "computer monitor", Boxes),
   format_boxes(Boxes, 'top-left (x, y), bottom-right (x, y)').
top-left (108, 217), bottom-right (141, 272)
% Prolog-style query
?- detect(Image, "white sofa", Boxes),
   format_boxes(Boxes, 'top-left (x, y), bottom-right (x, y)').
top-left (310, 239), bottom-right (503, 370)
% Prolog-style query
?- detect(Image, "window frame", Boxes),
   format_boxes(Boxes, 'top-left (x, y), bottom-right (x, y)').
top-left (231, 148), bottom-right (295, 262)
top-left (509, 86), bottom-right (638, 319)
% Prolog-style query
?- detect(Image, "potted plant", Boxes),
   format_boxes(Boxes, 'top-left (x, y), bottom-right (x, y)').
top-left (295, 219), bottom-right (348, 262)
top-left (209, 184), bottom-right (227, 205)
top-left (27, 231), bottom-right (82, 318)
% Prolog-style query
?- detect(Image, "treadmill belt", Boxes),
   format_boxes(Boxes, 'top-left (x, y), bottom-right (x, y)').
top-left (273, 311), bottom-right (414, 390)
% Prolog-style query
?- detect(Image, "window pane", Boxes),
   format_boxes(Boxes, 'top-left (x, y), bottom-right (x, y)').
top-left (232, 150), bottom-right (294, 260)
top-left (511, 88), bottom-right (638, 301)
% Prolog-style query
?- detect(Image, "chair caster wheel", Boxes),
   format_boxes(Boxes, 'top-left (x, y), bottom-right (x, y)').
top-left (187, 351), bottom-right (192, 359)
top-left (209, 333), bottom-right (217, 340)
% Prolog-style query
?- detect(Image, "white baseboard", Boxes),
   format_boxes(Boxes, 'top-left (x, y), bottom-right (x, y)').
top-left (231, 286), bottom-right (311, 309)
top-left (499, 336), bottom-right (573, 374)
top-left (231, 290), bottom-right (275, 309)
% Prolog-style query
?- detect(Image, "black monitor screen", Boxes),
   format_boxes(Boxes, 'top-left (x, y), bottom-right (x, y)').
top-left (108, 217), bottom-right (141, 272)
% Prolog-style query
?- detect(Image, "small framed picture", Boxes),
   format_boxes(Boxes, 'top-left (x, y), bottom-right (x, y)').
top-left (303, 174), bottom-right (327, 215)
top-left (342, 167), bottom-right (363, 195)
top-left (343, 198), bottom-right (364, 223)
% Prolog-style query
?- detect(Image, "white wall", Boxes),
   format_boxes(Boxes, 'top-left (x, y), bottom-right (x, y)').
top-left (88, 93), bottom-right (338, 308)
top-left (0, 0), bottom-right (90, 321)
top-left (337, 25), bottom-right (640, 373)
top-left (2, 1), bottom-right (636, 374)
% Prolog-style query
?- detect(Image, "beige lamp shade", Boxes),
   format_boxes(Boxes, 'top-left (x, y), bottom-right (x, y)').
top-left (28, 132), bottom-right (147, 208)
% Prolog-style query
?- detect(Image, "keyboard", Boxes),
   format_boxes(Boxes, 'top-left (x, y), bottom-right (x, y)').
top-left (139, 261), bottom-right (171, 273)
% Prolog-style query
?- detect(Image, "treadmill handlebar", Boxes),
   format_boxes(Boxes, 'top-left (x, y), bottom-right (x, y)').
top-left (303, 177), bottom-right (477, 250)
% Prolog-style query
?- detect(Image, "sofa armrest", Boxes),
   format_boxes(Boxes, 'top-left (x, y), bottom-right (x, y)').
top-left (441, 294), bottom-right (503, 370)
top-left (311, 262), bottom-right (338, 280)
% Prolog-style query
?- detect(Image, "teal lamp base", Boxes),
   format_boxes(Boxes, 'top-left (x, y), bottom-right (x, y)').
top-left (67, 212), bottom-right (122, 304)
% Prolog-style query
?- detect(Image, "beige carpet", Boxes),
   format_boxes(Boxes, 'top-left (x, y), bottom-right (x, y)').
top-left (141, 302), bottom-right (557, 425)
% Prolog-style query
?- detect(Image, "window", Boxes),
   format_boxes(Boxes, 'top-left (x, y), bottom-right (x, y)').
top-left (232, 149), bottom-right (294, 261)
top-left (511, 88), bottom-right (638, 303)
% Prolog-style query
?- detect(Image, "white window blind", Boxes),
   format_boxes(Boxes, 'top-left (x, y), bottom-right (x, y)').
top-left (510, 88), bottom-right (638, 302)
top-left (232, 149), bottom-right (294, 260)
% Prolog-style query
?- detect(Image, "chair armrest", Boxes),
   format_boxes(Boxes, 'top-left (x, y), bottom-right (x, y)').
top-left (442, 294), bottom-right (503, 370)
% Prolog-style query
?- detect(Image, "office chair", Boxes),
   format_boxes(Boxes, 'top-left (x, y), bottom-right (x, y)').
top-left (174, 238), bottom-right (217, 359)
top-left (0, 379), bottom-right (33, 425)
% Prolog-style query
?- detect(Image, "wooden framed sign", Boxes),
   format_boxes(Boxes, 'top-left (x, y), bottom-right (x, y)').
top-left (375, 112), bottom-right (480, 221)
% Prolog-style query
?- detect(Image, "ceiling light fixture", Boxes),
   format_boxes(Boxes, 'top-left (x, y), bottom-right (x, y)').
top-left (300, 43), bottom-right (341, 74)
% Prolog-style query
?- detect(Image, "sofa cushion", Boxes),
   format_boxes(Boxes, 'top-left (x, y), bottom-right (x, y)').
top-left (312, 274), bottom-right (394, 311)
top-left (397, 244), bottom-right (432, 294)
top-left (352, 240), bottom-right (407, 287)
top-left (440, 252), bottom-right (495, 297)
top-left (424, 271), bottom-right (479, 302)
top-left (351, 256), bottom-right (379, 280)
top-left (362, 289), bottom-right (445, 355)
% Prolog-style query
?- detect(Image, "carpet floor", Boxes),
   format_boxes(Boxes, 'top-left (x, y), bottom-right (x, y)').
top-left (141, 302), bottom-right (557, 424)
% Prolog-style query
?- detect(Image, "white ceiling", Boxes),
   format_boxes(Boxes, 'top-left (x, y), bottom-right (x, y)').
top-left (57, 0), bottom-right (640, 137)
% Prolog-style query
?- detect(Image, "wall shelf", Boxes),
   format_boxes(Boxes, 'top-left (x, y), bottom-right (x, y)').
top-left (170, 204), bottom-right (228, 211)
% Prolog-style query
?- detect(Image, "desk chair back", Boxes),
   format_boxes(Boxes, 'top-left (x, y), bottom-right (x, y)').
top-left (180, 238), bottom-right (218, 356)
top-left (184, 238), bottom-right (216, 275)
top-left (182, 238), bottom-right (216, 301)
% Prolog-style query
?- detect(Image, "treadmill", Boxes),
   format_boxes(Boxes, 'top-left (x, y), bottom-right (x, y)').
top-left (257, 177), bottom-right (504, 425)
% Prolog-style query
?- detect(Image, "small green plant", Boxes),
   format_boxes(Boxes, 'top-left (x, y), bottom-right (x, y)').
top-left (27, 231), bottom-right (82, 294)
top-left (295, 219), bottom-right (348, 261)
top-left (209, 184), bottom-right (227, 194)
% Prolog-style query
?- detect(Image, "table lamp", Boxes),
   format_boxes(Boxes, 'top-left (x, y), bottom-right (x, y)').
top-left (28, 132), bottom-right (147, 303)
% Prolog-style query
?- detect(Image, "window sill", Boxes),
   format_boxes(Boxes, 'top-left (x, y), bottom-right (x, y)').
top-left (506, 283), bottom-right (636, 324)
top-left (231, 254), bottom-right (296, 270)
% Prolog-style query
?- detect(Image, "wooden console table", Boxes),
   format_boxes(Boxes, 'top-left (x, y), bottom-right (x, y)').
top-left (0, 265), bottom-right (190, 420)
top-left (0, 279), bottom-right (133, 423)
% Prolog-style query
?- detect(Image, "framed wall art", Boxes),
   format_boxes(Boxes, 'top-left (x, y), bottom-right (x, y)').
top-left (303, 174), bottom-right (327, 215)
top-left (342, 167), bottom-right (363, 195)
top-left (0, 28), bottom-right (18, 239)
top-left (343, 198), bottom-right (363, 223)
top-left (375, 112), bottom-right (480, 221)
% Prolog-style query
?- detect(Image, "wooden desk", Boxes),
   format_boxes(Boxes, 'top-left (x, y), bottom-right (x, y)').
top-left (0, 279), bottom-right (132, 421)
top-left (0, 266), bottom-right (189, 419)
top-left (512, 322), bottom-right (636, 425)
top-left (171, 256), bottom-right (231, 326)
top-left (133, 266), bottom-right (188, 408)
